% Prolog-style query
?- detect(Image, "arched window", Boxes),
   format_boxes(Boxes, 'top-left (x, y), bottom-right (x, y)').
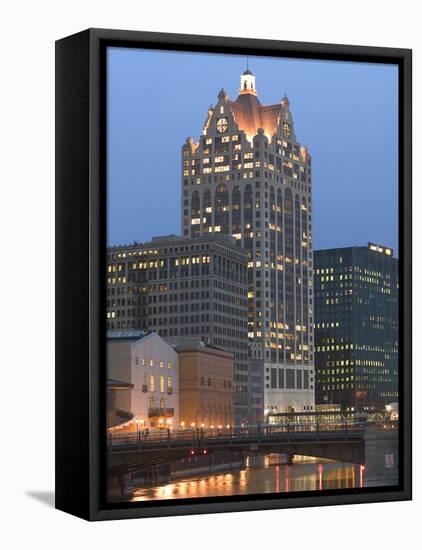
top-left (277, 187), bottom-right (284, 362)
top-left (294, 195), bottom-right (302, 349)
top-left (243, 184), bottom-right (253, 252)
top-left (191, 191), bottom-right (201, 237)
top-left (269, 186), bottom-right (276, 262)
top-left (232, 185), bottom-right (241, 238)
top-left (202, 189), bottom-right (212, 233)
top-left (214, 183), bottom-right (229, 234)
top-left (284, 188), bottom-right (294, 362)
top-left (191, 190), bottom-right (200, 215)
top-left (301, 196), bottom-right (309, 362)
top-left (295, 194), bottom-right (301, 259)
top-left (269, 186), bottom-right (277, 360)
top-left (284, 188), bottom-right (293, 255)
top-left (277, 188), bottom-right (283, 259)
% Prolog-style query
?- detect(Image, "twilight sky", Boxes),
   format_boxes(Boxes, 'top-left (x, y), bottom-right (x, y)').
top-left (107, 47), bottom-right (398, 254)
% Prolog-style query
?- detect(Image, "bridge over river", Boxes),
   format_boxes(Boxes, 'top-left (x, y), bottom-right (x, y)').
top-left (107, 420), bottom-right (398, 500)
top-left (108, 422), bottom-right (368, 475)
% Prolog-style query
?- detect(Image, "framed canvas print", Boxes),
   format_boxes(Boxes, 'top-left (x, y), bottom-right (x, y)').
top-left (55, 28), bottom-right (412, 521)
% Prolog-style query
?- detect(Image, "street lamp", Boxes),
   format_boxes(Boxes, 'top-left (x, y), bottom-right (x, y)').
top-left (135, 418), bottom-right (143, 438)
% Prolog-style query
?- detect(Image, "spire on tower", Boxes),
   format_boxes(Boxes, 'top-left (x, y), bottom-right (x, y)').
top-left (240, 68), bottom-right (256, 95)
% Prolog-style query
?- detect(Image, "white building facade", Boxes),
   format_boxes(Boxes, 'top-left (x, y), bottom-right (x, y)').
top-left (107, 331), bottom-right (179, 430)
top-left (131, 333), bottom-right (179, 429)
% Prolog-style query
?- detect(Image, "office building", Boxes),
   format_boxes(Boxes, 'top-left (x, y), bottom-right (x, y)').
top-left (106, 235), bottom-right (251, 423)
top-left (181, 69), bottom-right (315, 413)
top-left (314, 243), bottom-right (398, 411)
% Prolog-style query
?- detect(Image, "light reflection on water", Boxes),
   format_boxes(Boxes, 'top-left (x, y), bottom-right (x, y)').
top-left (131, 460), bottom-right (364, 502)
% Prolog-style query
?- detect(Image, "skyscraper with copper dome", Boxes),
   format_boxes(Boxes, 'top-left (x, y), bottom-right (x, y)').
top-left (182, 69), bottom-right (315, 418)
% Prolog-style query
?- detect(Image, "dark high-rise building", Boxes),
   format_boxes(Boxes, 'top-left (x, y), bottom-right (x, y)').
top-left (182, 69), bottom-right (315, 414)
top-left (106, 234), bottom-right (259, 424)
top-left (314, 243), bottom-right (398, 412)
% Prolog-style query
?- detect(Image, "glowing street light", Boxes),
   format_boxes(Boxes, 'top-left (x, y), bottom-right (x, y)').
top-left (135, 418), bottom-right (144, 436)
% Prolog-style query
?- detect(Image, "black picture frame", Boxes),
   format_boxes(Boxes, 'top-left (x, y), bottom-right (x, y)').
top-left (55, 28), bottom-right (412, 521)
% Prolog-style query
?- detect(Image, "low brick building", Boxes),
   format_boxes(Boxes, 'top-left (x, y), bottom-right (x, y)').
top-left (175, 339), bottom-right (234, 428)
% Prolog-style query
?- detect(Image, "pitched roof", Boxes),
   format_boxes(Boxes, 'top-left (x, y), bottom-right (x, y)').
top-left (228, 94), bottom-right (283, 140)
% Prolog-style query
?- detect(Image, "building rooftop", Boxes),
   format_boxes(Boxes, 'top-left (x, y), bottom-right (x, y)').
top-left (205, 70), bottom-right (292, 142)
top-left (172, 337), bottom-right (234, 357)
top-left (108, 233), bottom-right (248, 255)
top-left (314, 242), bottom-right (395, 259)
top-left (106, 329), bottom-right (146, 341)
top-left (227, 94), bottom-right (284, 142)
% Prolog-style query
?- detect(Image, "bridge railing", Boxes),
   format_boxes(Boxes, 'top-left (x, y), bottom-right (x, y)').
top-left (108, 419), bottom-right (368, 450)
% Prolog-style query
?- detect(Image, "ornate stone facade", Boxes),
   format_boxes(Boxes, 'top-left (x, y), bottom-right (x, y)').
top-left (182, 70), bottom-right (315, 413)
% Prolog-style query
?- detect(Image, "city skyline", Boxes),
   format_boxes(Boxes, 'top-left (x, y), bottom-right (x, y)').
top-left (105, 46), bottom-right (400, 503)
top-left (107, 47), bottom-right (399, 253)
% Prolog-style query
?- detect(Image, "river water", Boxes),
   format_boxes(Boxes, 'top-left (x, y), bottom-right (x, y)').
top-left (131, 457), bottom-right (365, 502)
